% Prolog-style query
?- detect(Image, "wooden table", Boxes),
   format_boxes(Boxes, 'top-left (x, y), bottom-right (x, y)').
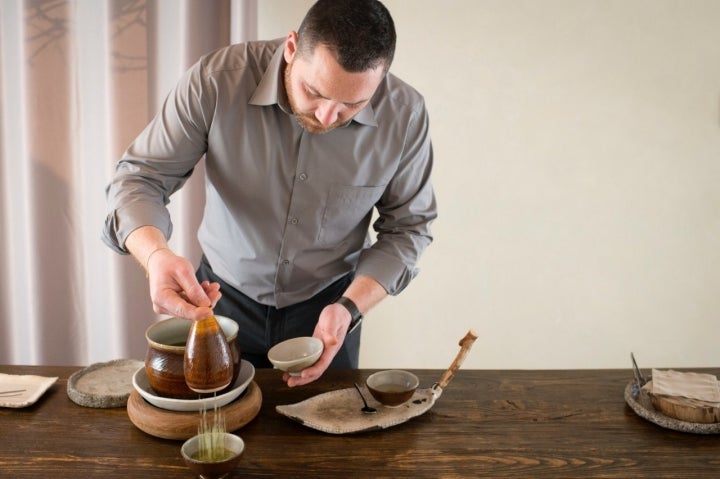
top-left (1, 365), bottom-right (718, 478)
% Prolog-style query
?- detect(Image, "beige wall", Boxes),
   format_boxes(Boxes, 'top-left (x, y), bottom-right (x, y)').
top-left (259, 1), bottom-right (720, 369)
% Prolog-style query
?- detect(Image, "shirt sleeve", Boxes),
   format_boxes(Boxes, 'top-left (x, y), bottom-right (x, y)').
top-left (355, 101), bottom-right (437, 295)
top-left (102, 58), bottom-right (214, 253)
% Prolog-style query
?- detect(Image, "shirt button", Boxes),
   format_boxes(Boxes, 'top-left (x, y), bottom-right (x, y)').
top-left (289, 217), bottom-right (299, 225)
top-left (298, 173), bottom-right (308, 181)
top-left (282, 259), bottom-right (290, 265)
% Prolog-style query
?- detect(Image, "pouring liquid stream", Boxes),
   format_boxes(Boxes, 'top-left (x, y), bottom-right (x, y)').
top-left (193, 391), bottom-right (235, 463)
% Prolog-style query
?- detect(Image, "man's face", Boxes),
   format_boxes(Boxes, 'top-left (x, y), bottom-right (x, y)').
top-left (283, 33), bottom-right (385, 134)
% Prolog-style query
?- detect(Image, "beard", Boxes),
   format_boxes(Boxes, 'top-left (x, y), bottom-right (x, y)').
top-left (284, 61), bottom-right (346, 135)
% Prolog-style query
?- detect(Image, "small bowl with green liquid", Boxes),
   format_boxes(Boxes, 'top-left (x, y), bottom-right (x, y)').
top-left (181, 432), bottom-right (244, 479)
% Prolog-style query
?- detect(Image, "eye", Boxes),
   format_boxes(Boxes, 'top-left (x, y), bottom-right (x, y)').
top-left (344, 100), bottom-right (365, 109)
top-left (304, 86), bottom-right (323, 99)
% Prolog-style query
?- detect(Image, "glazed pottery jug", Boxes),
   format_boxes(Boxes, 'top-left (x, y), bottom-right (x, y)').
top-left (145, 316), bottom-right (240, 399)
top-left (183, 315), bottom-right (234, 394)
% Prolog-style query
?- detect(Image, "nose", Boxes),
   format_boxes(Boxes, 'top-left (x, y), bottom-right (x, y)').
top-left (315, 101), bottom-right (339, 126)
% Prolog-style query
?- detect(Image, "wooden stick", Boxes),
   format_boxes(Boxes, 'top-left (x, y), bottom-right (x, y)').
top-left (436, 330), bottom-right (478, 390)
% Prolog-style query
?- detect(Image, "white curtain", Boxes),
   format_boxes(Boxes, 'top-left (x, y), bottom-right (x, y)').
top-left (0, 0), bottom-right (257, 365)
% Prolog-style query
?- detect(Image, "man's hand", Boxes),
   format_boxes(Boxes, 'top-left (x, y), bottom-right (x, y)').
top-left (282, 275), bottom-right (387, 387)
top-left (125, 226), bottom-right (221, 320)
top-left (146, 248), bottom-right (221, 320)
top-left (283, 302), bottom-right (351, 387)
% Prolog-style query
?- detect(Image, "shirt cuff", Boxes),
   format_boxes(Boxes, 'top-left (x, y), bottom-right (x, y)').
top-left (102, 201), bottom-right (173, 254)
top-left (355, 248), bottom-right (419, 296)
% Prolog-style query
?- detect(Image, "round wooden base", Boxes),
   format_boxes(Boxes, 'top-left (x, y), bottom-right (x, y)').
top-left (127, 381), bottom-right (262, 440)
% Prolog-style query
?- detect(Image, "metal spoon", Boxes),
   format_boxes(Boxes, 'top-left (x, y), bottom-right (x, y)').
top-left (353, 382), bottom-right (377, 414)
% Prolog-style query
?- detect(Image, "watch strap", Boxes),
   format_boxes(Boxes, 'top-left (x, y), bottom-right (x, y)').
top-left (335, 296), bottom-right (363, 334)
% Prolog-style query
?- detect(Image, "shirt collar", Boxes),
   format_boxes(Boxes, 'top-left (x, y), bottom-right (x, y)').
top-left (248, 40), bottom-right (378, 128)
top-left (248, 39), bottom-right (288, 109)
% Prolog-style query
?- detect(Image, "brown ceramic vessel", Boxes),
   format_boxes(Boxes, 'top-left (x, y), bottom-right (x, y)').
top-left (145, 316), bottom-right (240, 399)
top-left (184, 315), bottom-right (234, 394)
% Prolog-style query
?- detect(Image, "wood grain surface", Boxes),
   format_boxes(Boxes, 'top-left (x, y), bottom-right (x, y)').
top-left (1, 365), bottom-right (719, 478)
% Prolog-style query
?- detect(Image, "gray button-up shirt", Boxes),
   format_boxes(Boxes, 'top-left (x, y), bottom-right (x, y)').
top-left (103, 39), bottom-right (437, 308)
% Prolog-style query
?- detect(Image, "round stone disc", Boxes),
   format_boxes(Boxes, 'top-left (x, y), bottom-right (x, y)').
top-left (67, 359), bottom-right (144, 408)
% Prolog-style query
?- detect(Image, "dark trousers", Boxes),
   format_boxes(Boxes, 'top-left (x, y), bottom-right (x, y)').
top-left (196, 256), bottom-right (361, 369)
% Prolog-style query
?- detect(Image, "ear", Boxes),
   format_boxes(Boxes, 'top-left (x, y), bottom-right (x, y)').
top-left (284, 31), bottom-right (298, 63)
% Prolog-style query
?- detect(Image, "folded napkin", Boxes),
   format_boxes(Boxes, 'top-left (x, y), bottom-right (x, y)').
top-left (650, 369), bottom-right (720, 403)
top-left (0, 373), bottom-right (58, 408)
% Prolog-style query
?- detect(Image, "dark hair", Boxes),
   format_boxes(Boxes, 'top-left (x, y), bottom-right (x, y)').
top-left (297, 0), bottom-right (396, 73)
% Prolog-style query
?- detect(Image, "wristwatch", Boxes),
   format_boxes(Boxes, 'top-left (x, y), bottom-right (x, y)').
top-left (334, 296), bottom-right (363, 334)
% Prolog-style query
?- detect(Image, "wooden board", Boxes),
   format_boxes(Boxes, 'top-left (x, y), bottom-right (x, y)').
top-left (127, 381), bottom-right (262, 440)
top-left (650, 393), bottom-right (720, 424)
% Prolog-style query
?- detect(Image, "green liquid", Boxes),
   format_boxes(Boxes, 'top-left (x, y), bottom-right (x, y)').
top-left (191, 447), bottom-right (235, 463)
top-left (194, 397), bottom-right (231, 463)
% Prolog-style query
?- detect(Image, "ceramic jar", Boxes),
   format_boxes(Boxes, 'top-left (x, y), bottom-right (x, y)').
top-left (184, 315), bottom-right (234, 394)
top-left (144, 316), bottom-right (240, 399)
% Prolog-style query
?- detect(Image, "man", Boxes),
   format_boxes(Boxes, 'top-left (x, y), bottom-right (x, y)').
top-left (103, 0), bottom-right (436, 387)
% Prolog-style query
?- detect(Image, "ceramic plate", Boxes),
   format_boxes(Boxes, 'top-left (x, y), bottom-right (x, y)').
top-left (132, 360), bottom-right (254, 412)
top-left (0, 373), bottom-right (58, 408)
top-left (67, 359), bottom-right (144, 408)
top-left (276, 385), bottom-right (440, 434)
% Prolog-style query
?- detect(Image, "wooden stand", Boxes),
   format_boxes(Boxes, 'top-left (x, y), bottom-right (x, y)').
top-left (127, 381), bottom-right (262, 440)
top-left (650, 392), bottom-right (720, 424)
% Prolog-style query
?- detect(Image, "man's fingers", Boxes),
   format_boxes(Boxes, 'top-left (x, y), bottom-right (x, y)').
top-left (154, 288), bottom-right (213, 320)
top-left (177, 275), bottom-right (212, 309)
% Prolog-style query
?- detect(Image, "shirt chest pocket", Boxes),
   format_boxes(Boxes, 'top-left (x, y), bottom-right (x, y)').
top-left (318, 183), bottom-right (386, 246)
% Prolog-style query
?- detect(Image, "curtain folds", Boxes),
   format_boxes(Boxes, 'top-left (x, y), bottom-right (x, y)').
top-left (0, 0), bottom-right (257, 365)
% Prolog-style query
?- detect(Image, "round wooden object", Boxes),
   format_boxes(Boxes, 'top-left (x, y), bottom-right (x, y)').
top-left (127, 381), bottom-right (262, 440)
top-left (624, 381), bottom-right (720, 434)
top-left (650, 394), bottom-right (720, 424)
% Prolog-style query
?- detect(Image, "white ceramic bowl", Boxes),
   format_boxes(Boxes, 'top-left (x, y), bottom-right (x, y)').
top-left (267, 337), bottom-right (323, 374)
top-left (132, 359), bottom-right (254, 412)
